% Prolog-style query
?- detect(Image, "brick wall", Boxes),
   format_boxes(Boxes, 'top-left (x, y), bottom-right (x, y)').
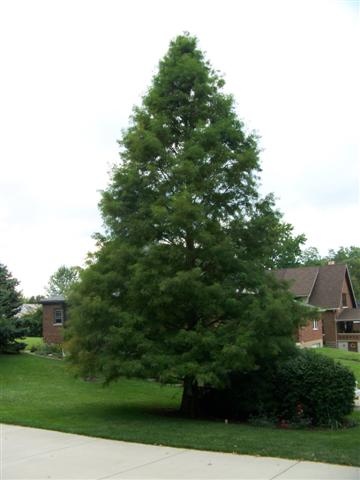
top-left (297, 318), bottom-right (323, 346)
top-left (322, 310), bottom-right (337, 345)
top-left (42, 303), bottom-right (65, 344)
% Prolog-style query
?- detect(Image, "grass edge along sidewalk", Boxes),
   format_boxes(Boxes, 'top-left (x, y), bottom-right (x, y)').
top-left (0, 349), bottom-right (359, 467)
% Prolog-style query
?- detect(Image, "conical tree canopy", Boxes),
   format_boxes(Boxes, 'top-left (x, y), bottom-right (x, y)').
top-left (67, 35), bottom-right (309, 408)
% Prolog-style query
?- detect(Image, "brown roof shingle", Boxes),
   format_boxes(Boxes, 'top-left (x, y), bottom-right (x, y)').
top-left (273, 266), bottom-right (319, 299)
top-left (308, 264), bottom-right (347, 309)
top-left (337, 308), bottom-right (360, 321)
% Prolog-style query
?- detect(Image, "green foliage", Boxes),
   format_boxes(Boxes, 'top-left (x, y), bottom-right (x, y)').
top-left (0, 263), bottom-right (21, 319)
top-left (194, 367), bottom-right (278, 420)
top-left (45, 265), bottom-right (80, 298)
top-left (16, 307), bottom-right (42, 337)
top-left (300, 247), bottom-right (324, 266)
top-left (0, 319), bottom-right (27, 353)
top-left (328, 246), bottom-right (360, 299)
top-left (67, 34), bottom-right (312, 413)
top-left (0, 263), bottom-right (25, 353)
top-left (33, 342), bottom-right (63, 357)
top-left (199, 349), bottom-right (356, 427)
top-left (275, 350), bottom-right (355, 427)
top-left (22, 295), bottom-right (43, 304)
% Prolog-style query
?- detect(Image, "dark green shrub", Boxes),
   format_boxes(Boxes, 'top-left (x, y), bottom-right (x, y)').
top-left (275, 350), bottom-right (355, 427)
top-left (195, 367), bottom-right (279, 420)
top-left (0, 318), bottom-right (27, 353)
top-left (195, 350), bottom-right (355, 428)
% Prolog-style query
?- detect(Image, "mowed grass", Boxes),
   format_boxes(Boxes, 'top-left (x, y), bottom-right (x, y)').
top-left (0, 350), bottom-right (359, 466)
top-left (23, 337), bottom-right (43, 351)
top-left (317, 347), bottom-right (360, 382)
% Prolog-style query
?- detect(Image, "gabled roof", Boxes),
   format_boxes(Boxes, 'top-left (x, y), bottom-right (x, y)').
top-left (273, 264), bottom-right (356, 310)
top-left (309, 264), bottom-right (347, 309)
top-left (273, 266), bottom-right (319, 300)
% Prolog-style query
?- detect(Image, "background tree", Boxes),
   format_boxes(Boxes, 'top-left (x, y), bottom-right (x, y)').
top-left (299, 246), bottom-right (323, 266)
top-left (22, 294), bottom-right (43, 304)
top-left (45, 265), bottom-right (80, 298)
top-left (67, 34), bottom-right (311, 416)
top-left (0, 263), bottom-right (26, 353)
top-left (327, 246), bottom-right (360, 299)
top-left (15, 307), bottom-right (43, 337)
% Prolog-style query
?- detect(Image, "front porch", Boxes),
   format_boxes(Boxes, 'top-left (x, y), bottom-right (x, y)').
top-left (336, 308), bottom-right (360, 352)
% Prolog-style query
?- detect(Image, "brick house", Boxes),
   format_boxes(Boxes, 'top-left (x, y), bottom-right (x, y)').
top-left (40, 295), bottom-right (66, 344)
top-left (274, 264), bottom-right (360, 351)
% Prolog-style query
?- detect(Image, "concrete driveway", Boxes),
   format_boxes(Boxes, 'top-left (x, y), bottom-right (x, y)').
top-left (1, 424), bottom-right (359, 479)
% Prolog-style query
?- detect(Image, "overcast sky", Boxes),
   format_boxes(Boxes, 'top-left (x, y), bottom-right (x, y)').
top-left (0, 0), bottom-right (358, 296)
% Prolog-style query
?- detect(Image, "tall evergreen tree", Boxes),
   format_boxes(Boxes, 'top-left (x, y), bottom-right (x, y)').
top-left (67, 34), bottom-right (310, 415)
top-left (0, 263), bottom-right (25, 353)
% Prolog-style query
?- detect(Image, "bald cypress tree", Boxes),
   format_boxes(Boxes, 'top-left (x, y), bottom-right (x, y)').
top-left (67, 34), bottom-right (309, 416)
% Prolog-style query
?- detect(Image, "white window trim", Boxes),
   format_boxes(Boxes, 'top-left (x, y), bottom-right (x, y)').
top-left (53, 308), bottom-right (64, 326)
top-left (312, 319), bottom-right (319, 330)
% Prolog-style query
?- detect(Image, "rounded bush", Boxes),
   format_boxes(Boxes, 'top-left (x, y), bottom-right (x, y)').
top-left (275, 350), bottom-right (355, 426)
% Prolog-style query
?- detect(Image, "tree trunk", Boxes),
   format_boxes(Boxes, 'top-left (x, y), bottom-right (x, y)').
top-left (180, 377), bottom-right (199, 418)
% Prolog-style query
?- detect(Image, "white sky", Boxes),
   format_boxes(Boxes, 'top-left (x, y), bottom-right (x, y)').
top-left (0, 0), bottom-right (358, 296)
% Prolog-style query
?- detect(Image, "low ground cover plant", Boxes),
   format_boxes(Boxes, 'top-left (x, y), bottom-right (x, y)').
top-left (30, 341), bottom-right (63, 358)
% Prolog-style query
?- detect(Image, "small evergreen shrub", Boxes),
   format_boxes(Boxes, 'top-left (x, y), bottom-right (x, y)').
top-left (0, 318), bottom-right (27, 353)
top-left (275, 350), bottom-right (355, 427)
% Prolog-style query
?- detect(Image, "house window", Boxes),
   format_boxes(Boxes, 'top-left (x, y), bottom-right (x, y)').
top-left (312, 319), bottom-right (319, 330)
top-left (53, 309), bottom-right (64, 325)
top-left (342, 293), bottom-right (348, 307)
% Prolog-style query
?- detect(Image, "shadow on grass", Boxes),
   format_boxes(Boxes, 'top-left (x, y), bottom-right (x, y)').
top-left (57, 401), bottom-right (182, 423)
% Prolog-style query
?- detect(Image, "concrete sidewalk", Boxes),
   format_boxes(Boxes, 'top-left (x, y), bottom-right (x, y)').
top-left (1, 424), bottom-right (359, 479)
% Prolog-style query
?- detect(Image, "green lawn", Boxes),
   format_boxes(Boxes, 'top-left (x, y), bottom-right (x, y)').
top-left (0, 350), bottom-right (359, 466)
top-left (23, 337), bottom-right (43, 351)
top-left (316, 347), bottom-right (360, 383)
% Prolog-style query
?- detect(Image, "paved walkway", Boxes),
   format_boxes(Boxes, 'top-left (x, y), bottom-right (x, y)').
top-left (1, 424), bottom-right (359, 479)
